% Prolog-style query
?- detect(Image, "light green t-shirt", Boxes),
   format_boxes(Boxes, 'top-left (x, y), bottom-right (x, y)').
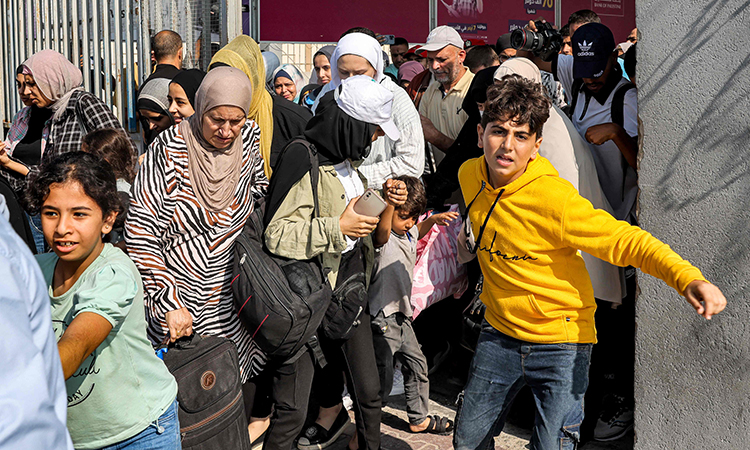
top-left (37, 244), bottom-right (178, 449)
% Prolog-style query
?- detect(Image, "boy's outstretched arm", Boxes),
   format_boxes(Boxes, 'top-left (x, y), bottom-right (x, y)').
top-left (417, 211), bottom-right (459, 239)
top-left (683, 280), bottom-right (727, 320)
top-left (562, 193), bottom-right (728, 320)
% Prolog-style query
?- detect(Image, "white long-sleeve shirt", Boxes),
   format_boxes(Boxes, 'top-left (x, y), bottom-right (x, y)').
top-left (358, 77), bottom-right (425, 186)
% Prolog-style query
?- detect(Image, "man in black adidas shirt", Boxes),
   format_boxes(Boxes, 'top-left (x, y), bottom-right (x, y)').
top-left (520, 22), bottom-right (638, 225)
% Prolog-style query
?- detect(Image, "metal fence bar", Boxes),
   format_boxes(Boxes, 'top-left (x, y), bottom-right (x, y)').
top-left (102, 0), bottom-right (113, 106)
top-left (184, 0), bottom-right (194, 67)
top-left (200, 0), bottom-right (210, 70)
top-left (113, 0), bottom-right (124, 125)
top-left (91, 0), bottom-right (101, 98)
top-left (33, 0), bottom-right (42, 52)
top-left (12, 0), bottom-right (22, 116)
top-left (139, 0), bottom-right (150, 85)
top-left (25, 0), bottom-right (33, 57)
top-left (51, 0), bottom-right (60, 53)
top-left (81, 0), bottom-right (91, 90)
top-left (41, 0), bottom-right (48, 50)
top-left (70, 0), bottom-right (79, 67)
top-left (60, 0), bottom-right (68, 57)
top-left (125, 0), bottom-right (135, 130)
top-left (1, 1), bottom-right (9, 125)
top-left (10, 0), bottom-right (18, 126)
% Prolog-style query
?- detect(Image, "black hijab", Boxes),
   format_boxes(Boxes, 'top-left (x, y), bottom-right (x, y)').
top-left (264, 89), bottom-right (377, 225)
top-left (463, 65), bottom-right (498, 121)
top-left (170, 69), bottom-right (206, 109)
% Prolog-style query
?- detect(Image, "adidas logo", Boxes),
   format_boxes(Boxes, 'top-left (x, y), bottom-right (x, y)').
top-left (579, 40), bottom-right (593, 51)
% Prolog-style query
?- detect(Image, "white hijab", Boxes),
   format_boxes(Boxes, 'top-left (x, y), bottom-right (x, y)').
top-left (313, 33), bottom-right (385, 113)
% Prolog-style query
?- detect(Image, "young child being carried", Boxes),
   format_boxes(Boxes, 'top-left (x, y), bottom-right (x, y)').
top-left (370, 175), bottom-right (459, 435)
top-left (452, 76), bottom-right (727, 450)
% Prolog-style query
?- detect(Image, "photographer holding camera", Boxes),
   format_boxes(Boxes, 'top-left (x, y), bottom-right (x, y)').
top-left (516, 20), bottom-right (640, 442)
top-left (516, 21), bottom-right (638, 224)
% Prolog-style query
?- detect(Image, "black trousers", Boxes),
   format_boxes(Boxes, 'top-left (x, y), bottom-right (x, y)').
top-left (243, 350), bottom-right (316, 450)
top-left (314, 312), bottom-right (382, 450)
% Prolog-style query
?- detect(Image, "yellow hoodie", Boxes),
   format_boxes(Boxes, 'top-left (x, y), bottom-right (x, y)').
top-left (458, 155), bottom-right (706, 344)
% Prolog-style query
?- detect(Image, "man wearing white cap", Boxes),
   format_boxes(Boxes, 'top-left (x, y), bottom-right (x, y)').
top-left (418, 26), bottom-right (475, 170)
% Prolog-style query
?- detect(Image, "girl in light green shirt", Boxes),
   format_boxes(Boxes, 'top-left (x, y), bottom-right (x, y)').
top-left (29, 152), bottom-right (179, 450)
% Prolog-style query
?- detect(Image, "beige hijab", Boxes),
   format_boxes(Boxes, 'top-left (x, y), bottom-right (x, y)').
top-left (180, 67), bottom-right (253, 212)
top-left (23, 49), bottom-right (84, 121)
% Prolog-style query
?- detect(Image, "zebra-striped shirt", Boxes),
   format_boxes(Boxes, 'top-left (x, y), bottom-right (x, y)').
top-left (125, 121), bottom-right (269, 381)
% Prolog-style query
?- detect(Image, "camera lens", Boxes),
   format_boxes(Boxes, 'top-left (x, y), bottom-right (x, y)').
top-left (510, 29), bottom-right (528, 50)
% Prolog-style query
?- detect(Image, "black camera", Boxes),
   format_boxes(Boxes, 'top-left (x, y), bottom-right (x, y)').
top-left (510, 21), bottom-right (562, 62)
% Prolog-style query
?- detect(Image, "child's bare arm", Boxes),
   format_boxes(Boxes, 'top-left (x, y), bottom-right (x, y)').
top-left (683, 280), bottom-right (727, 320)
top-left (417, 211), bottom-right (459, 240)
top-left (373, 204), bottom-right (394, 248)
top-left (373, 179), bottom-right (409, 248)
top-left (57, 312), bottom-right (113, 379)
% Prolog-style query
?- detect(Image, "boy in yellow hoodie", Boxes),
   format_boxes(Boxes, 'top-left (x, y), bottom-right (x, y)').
top-left (452, 76), bottom-right (726, 450)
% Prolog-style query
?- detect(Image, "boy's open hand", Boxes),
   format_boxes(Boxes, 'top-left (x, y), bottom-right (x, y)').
top-left (431, 211), bottom-right (459, 226)
top-left (683, 280), bottom-right (726, 320)
top-left (383, 179), bottom-right (408, 207)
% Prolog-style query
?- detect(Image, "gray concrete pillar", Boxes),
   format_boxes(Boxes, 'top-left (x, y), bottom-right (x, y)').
top-left (635, 1), bottom-right (750, 448)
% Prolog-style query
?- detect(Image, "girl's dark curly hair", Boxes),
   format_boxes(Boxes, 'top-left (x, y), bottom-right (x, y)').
top-left (81, 128), bottom-right (137, 183)
top-left (24, 152), bottom-right (124, 219)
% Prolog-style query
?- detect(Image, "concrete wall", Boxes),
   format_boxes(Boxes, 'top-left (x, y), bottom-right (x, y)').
top-left (635, 1), bottom-right (750, 448)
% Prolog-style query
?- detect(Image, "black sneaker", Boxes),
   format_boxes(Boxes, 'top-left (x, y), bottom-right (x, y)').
top-left (593, 394), bottom-right (634, 441)
top-left (297, 407), bottom-right (351, 450)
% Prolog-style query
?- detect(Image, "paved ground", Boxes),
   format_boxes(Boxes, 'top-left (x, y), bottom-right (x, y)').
top-left (324, 384), bottom-right (633, 450)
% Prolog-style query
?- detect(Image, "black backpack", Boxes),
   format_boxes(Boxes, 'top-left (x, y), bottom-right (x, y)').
top-left (231, 139), bottom-right (331, 362)
top-left (161, 334), bottom-right (250, 450)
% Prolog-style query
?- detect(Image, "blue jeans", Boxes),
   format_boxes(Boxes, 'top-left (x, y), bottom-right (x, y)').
top-left (99, 399), bottom-right (181, 450)
top-left (454, 322), bottom-right (592, 450)
top-left (26, 213), bottom-right (45, 254)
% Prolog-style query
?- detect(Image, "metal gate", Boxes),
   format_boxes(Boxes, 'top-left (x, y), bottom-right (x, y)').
top-left (1, 0), bottom-right (242, 132)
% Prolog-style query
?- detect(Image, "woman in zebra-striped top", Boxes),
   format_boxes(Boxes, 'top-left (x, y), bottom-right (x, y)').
top-left (124, 67), bottom-right (269, 381)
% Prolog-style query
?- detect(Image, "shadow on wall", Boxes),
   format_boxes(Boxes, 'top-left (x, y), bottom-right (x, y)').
top-left (638, 0), bottom-right (750, 268)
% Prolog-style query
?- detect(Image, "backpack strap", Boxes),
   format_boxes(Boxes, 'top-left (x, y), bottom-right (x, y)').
top-left (286, 138), bottom-right (321, 219)
top-left (283, 138), bottom-right (330, 368)
top-left (566, 79), bottom-right (584, 121)
top-left (611, 82), bottom-right (636, 129)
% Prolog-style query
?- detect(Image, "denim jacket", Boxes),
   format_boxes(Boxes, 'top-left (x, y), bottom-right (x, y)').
top-left (265, 163), bottom-right (374, 289)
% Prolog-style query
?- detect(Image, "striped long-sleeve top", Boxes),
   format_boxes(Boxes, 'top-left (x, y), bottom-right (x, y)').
top-left (125, 120), bottom-right (269, 381)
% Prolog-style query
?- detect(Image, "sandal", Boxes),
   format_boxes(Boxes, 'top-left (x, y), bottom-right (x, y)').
top-left (297, 407), bottom-right (350, 450)
top-left (415, 414), bottom-right (454, 436)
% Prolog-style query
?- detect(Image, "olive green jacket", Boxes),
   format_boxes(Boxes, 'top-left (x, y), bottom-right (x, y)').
top-left (264, 164), bottom-right (374, 289)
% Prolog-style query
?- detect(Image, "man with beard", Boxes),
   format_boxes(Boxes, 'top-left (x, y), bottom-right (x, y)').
top-left (418, 26), bottom-right (475, 171)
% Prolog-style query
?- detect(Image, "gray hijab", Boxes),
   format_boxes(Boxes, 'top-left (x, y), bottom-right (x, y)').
top-left (179, 67), bottom-right (253, 211)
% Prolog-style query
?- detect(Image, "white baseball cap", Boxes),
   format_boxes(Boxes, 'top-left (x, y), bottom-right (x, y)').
top-left (335, 75), bottom-right (400, 142)
top-left (419, 25), bottom-right (464, 53)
